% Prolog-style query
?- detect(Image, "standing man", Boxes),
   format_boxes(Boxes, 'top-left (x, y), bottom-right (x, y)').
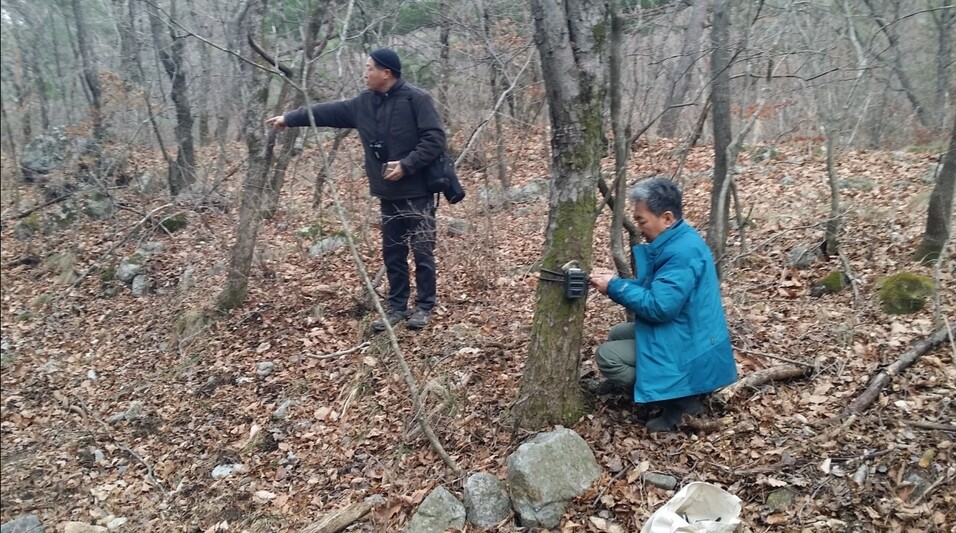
top-left (589, 177), bottom-right (738, 432)
top-left (267, 48), bottom-right (445, 331)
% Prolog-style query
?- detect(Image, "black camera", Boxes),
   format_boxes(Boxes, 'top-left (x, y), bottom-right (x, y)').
top-left (369, 140), bottom-right (388, 163)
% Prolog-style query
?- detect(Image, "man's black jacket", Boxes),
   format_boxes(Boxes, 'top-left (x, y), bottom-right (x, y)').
top-left (283, 79), bottom-right (446, 201)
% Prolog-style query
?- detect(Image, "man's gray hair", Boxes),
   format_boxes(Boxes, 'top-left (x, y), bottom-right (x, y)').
top-left (628, 177), bottom-right (683, 220)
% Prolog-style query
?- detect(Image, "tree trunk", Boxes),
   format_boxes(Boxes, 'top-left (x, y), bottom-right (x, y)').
top-left (824, 127), bottom-right (840, 256)
top-left (608, 2), bottom-right (632, 277)
top-left (218, 0), bottom-right (272, 311)
top-left (482, 0), bottom-right (510, 190)
top-left (914, 113), bottom-right (956, 263)
top-left (514, 0), bottom-right (608, 431)
top-left (707, 0), bottom-right (732, 270)
top-left (148, 0), bottom-right (197, 196)
top-left (658, 0), bottom-right (708, 139)
top-left (71, 0), bottom-right (104, 140)
top-left (931, 3), bottom-right (954, 131)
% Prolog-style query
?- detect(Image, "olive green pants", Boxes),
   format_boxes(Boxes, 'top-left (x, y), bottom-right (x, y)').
top-left (595, 322), bottom-right (637, 388)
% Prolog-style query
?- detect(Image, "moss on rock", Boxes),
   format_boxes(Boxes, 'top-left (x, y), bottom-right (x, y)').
top-left (877, 272), bottom-right (934, 315)
top-left (160, 212), bottom-right (188, 233)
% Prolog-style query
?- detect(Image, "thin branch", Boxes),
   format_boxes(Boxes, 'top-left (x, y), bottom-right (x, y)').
top-left (306, 342), bottom-right (371, 361)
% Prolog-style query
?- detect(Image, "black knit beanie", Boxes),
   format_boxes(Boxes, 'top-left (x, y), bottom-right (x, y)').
top-left (370, 48), bottom-right (402, 77)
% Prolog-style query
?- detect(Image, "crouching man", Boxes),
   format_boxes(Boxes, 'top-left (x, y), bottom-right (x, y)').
top-left (589, 177), bottom-right (737, 433)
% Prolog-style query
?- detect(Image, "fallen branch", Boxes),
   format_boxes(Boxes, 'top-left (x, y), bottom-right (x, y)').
top-left (300, 495), bottom-right (384, 533)
top-left (906, 421), bottom-right (956, 432)
top-left (832, 325), bottom-right (955, 422)
top-left (307, 341), bottom-right (371, 361)
top-left (716, 364), bottom-right (814, 402)
top-left (8, 193), bottom-right (74, 221)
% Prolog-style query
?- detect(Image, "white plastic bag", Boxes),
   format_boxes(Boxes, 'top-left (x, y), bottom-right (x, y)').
top-left (641, 482), bottom-right (742, 533)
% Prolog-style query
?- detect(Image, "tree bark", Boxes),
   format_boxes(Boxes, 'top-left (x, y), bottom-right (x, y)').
top-left (914, 113), bottom-right (956, 263)
top-left (514, 0), bottom-right (608, 431)
top-left (707, 0), bottom-right (732, 270)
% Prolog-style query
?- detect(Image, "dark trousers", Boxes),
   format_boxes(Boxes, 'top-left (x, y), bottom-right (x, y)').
top-left (380, 195), bottom-right (436, 313)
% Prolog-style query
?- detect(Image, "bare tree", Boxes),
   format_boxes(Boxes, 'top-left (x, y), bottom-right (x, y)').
top-left (514, 0), bottom-right (608, 431)
top-left (147, 0), bottom-right (197, 196)
top-left (707, 0), bottom-right (732, 269)
top-left (914, 114), bottom-right (956, 263)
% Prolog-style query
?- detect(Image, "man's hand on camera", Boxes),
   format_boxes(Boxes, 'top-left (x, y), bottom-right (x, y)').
top-left (265, 115), bottom-right (287, 131)
top-left (382, 161), bottom-right (405, 181)
top-left (589, 268), bottom-right (616, 295)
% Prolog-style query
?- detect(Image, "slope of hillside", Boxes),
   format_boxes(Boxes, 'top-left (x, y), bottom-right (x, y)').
top-left (1, 136), bottom-right (953, 532)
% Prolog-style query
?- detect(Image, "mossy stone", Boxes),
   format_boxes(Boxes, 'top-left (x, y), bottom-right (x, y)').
top-left (823, 271), bottom-right (847, 291)
top-left (160, 212), bottom-right (188, 233)
top-left (877, 272), bottom-right (934, 315)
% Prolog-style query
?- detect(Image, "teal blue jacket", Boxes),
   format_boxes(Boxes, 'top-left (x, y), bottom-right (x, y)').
top-left (606, 220), bottom-right (737, 403)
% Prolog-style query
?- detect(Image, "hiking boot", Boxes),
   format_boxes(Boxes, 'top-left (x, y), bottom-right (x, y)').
top-left (371, 310), bottom-right (407, 332)
top-left (406, 308), bottom-right (430, 330)
top-left (645, 395), bottom-right (703, 433)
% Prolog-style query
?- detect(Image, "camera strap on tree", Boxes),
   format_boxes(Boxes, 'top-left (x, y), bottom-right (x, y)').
top-left (539, 261), bottom-right (589, 299)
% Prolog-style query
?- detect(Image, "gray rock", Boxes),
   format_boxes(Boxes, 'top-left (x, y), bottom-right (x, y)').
top-left (509, 180), bottom-right (549, 204)
top-left (256, 361), bottom-right (276, 377)
top-left (779, 175), bottom-right (795, 187)
top-left (642, 471), bottom-right (678, 490)
top-left (404, 486), bottom-right (466, 533)
top-left (137, 242), bottom-right (165, 256)
top-left (13, 219), bottom-right (38, 240)
top-left (463, 472), bottom-right (511, 528)
top-left (507, 427), bottom-right (602, 528)
top-left (179, 268), bottom-right (195, 294)
top-left (1, 514), bottom-right (42, 533)
top-left (445, 217), bottom-right (472, 237)
top-left (116, 255), bottom-right (145, 283)
top-left (309, 236), bottom-right (347, 258)
top-left (273, 399), bottom-right (294, 420)
top-left (21, 128), bottom-right (73, 178)
top-left (63, 523), bottom-right (108, 533)
top-left (83, 197), bottom-right (114, 220)
top-left (131, 275), bottom-right (150, 297)
top-left (786, 245), bottom-right (820, 270)
top-left (766, 487), bottom-right (796, 510)
top-left (134, 170), bottom-right (164, 194)
top-left (211, 463), bottom-right (244, 480)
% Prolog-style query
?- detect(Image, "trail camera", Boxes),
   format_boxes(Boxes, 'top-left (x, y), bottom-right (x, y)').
top-left (539, 263), bottom-right (589, 300)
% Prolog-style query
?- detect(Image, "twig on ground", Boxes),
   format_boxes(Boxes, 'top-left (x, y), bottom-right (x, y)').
top-left (306, 341), bottom-right (371, 360)
top-left (908, 467), bottom-right (955, 506)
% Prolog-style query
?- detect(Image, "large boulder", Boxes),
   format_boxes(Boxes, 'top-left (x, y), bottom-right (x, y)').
top-left (507, 427), bottom-right (602, 528)
top-left (404, 486), bottom-right (466, 533)
top-left (877, 272), bottom-right (934, 315)
top-left (21, 128), bottom-right (74, 180)
top-left (463, 472), bottom-right (511, 528)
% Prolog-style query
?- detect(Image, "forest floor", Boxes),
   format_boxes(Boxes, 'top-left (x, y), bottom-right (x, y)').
top-left (0, 133), bottom-right (954, 533)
